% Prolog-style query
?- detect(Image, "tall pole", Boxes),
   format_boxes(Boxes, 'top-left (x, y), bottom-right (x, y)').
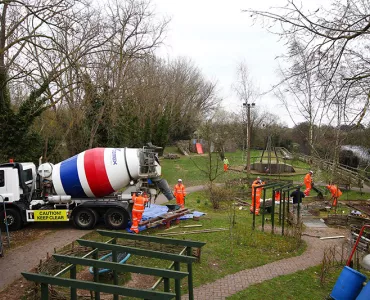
top-left (246, 104), bottom-right (251, 178)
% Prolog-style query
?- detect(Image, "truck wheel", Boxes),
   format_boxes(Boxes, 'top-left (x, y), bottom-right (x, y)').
top-left (104, 208), bottom-right (128, 230)
top-left (73, 208), bottom-right (97, 230)
top-left (0, 208), bottom-right (22, 231)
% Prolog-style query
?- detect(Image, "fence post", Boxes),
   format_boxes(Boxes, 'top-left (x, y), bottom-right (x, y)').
top-left (92, 250), bottom-right (100, 300)
top-left (41, 283), bottom-right (49, 300)
top-left (112, 238), bottom-right (118, 300)
top-left (187, 247), bottom-right (194, 300)
top-left (262, 188), bottom-right (267, 232)
top-left (174, 261), bottom-right (181, 300)
top-left (70, 265), bottom-right (77, 300)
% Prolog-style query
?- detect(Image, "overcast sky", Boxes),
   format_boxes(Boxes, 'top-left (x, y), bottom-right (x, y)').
top-left (153, 0), bottom-right (325, 127)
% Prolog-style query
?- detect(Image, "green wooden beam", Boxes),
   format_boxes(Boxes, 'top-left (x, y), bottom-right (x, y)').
top-left (97, 230), bottom-right (206, 248)
top-left (22, 273), bottom-right (175, 300)
top-left (77, 239), bottom-right (197, 263)
top-left (54, 237), bottom-right (115, 277)
top-left (53, 254), bottom-right (188, 279)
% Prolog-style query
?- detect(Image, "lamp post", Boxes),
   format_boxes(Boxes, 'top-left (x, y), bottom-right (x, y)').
top-left (243, 102), bottom-right (255, 178)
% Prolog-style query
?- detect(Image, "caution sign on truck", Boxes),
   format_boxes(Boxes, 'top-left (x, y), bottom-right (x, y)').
top-left (33, 210), bottom-right (69, 221)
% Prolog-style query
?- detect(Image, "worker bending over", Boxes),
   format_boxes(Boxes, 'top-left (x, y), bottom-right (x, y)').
top-left (304, 170), bottom-right (313, 196)
top-left (130, 192), bottom-right (149, 234)
top-left (326, 184), bottom-right (342, 208)
top-left (174, 179), bottom-right (186, 209)
top-left (250, 178), bottom-right (263, 215)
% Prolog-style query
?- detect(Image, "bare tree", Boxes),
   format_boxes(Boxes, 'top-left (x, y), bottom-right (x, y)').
top-left (232, 61), bottom-right (259, 175)
top-left (245, 0), bottom-right (370, 127)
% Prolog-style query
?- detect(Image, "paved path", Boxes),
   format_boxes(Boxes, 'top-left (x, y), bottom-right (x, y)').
top-left (0, 228), bottom-right (91, 291)
top-left (182, 227), bottom-right (347, 300)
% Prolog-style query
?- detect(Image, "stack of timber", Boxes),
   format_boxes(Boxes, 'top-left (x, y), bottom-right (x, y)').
top-left (326, 214), bottom-right (370, 227)
top-left (139, 208), bottom-right (191, 229)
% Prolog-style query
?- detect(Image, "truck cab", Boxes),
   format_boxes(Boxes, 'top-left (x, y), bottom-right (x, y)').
top-left (0, 163), bottom-right (36, 230)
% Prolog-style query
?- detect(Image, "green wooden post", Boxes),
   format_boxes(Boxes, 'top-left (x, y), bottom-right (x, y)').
top-left (112, 238), bottom-right (118, 300)
top-left (70, 265), bottom-right (77, 300)
top-left (281, 190), bottom-right (285, 236)
top-left (174, 261), bottom-right (181, 300)
top-left (271, 189), bottom-right (275, 234)
top-left (262, 188), bottom-right (266, 232)
top-left (186, 247), bottom-right (194, 300)
top-left (164, 277), bottom-right (170, 292)
top-left (278, 189), bottom-right (282, 224)
top-left (92, 251), bottom-right (100, 300)
top-left (286, 188), bottom-right (290, 214)
top-left (41, 283), bottom-right (48, 300)
top-left (297, 187), bottom-right (301, 225)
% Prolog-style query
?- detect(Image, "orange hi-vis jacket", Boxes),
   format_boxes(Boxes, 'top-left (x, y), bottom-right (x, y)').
top-left (327, 185), bottom-right (342, 198)
top-left (174, 183), bottom-right (186, 199)
top-left (304, 173), bottom-right (312, 189)
top-left (251, 182), bottom-right (263, 214)
top-left (132, 194), bottom-right (148, 213)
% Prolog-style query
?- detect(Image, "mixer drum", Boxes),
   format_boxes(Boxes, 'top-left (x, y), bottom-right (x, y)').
top-left (52, 148), bottom-right (140, 198)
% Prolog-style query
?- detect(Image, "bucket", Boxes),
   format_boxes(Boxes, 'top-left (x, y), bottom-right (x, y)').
top-left (330, 266), bottom-right (366, 300)
top-left (356, 281), bottom-right (370, 300)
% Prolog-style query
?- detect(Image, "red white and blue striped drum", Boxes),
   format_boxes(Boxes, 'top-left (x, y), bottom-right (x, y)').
top-left (52, 148), bottom-right (141, 198)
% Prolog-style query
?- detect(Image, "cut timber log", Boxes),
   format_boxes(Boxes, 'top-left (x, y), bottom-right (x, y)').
top-left (157, 228), bottom-right (227, 237)
top-left (181, 225), bottom-right (203, 228)
top-left (139, 208), bottom-right (191, 228)
top-left (319, 236), bottom-right (345, 240)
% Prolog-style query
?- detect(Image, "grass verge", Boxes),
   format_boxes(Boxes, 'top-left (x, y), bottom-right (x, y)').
top-left (227, 264), bottom-right (343, 300)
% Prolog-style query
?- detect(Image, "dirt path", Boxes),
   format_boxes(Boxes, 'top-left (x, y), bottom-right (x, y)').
top-left (0, 225), bottom-right (91, 292)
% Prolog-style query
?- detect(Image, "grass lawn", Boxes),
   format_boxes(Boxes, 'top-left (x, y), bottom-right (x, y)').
top-left (160, 148), bottom-right (310, 187)
top-left (75, 190), bottom-right (306, 296)
top-left (227, 264), bottom-right (343, 300)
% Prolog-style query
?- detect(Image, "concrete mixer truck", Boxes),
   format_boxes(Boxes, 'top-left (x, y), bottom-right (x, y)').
top-left (0, 147), bottom-right (174, 231)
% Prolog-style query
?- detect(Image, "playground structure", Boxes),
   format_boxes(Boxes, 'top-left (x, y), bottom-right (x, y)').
top-left (249, 135), bottom-right (295, 174)
top-left (250, 180), bottom-right (298, 234)
top-left (22, 230), bottom-right (205, 300)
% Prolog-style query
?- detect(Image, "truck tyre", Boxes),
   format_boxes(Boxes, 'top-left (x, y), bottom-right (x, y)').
top-left (0, 208), bottom-right (22, 231)
top-left (73, 208), bottom-right (97, 230)
top-left (104, 208), bottom-right (128, 230)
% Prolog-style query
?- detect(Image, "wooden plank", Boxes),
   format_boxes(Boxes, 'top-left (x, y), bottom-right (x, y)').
top-left (22, 273), bottom-right (175, 300)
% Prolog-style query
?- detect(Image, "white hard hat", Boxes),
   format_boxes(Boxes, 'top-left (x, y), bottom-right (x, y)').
top-left (309, 170), bottom-right (313, 174)
top-left (178, 178), bottom-right (182, 182)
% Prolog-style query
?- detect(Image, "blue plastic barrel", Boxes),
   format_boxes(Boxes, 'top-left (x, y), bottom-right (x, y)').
top-left (356, 281), bottom-right (370, 300)
top-left (330, 266), bottom-right (367, 300)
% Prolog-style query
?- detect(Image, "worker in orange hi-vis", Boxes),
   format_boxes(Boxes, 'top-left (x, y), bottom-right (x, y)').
top-left (326, 184), bottom-right (342, 208)
top-left (303, 170), bottom-right (313, 196)
top-left (275, 190), bottom-right (281, 202)
top-left (223, 157), bottom-right (229, 172)
top-left (130, 192), bottom-right (148, 234)
top-left (174, 179), bottom-right (186, 209)
top-left (250, 179), bottom-right (263, 215)
top-left (252, 176), bottom-right (261, 185)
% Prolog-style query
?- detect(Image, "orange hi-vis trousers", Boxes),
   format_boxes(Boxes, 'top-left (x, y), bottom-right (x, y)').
top-left (130, 210), bottom-right (143, 233)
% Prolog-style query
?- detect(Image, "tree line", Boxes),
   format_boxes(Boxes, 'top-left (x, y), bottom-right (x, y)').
top-left (0, 0), bottom-right (218, 162)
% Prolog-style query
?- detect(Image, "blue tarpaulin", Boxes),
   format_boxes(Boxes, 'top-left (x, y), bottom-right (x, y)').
top-left (142, 204), bottom-right (169, 221)
top-left (126, 204), bottom-right (205, 233)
